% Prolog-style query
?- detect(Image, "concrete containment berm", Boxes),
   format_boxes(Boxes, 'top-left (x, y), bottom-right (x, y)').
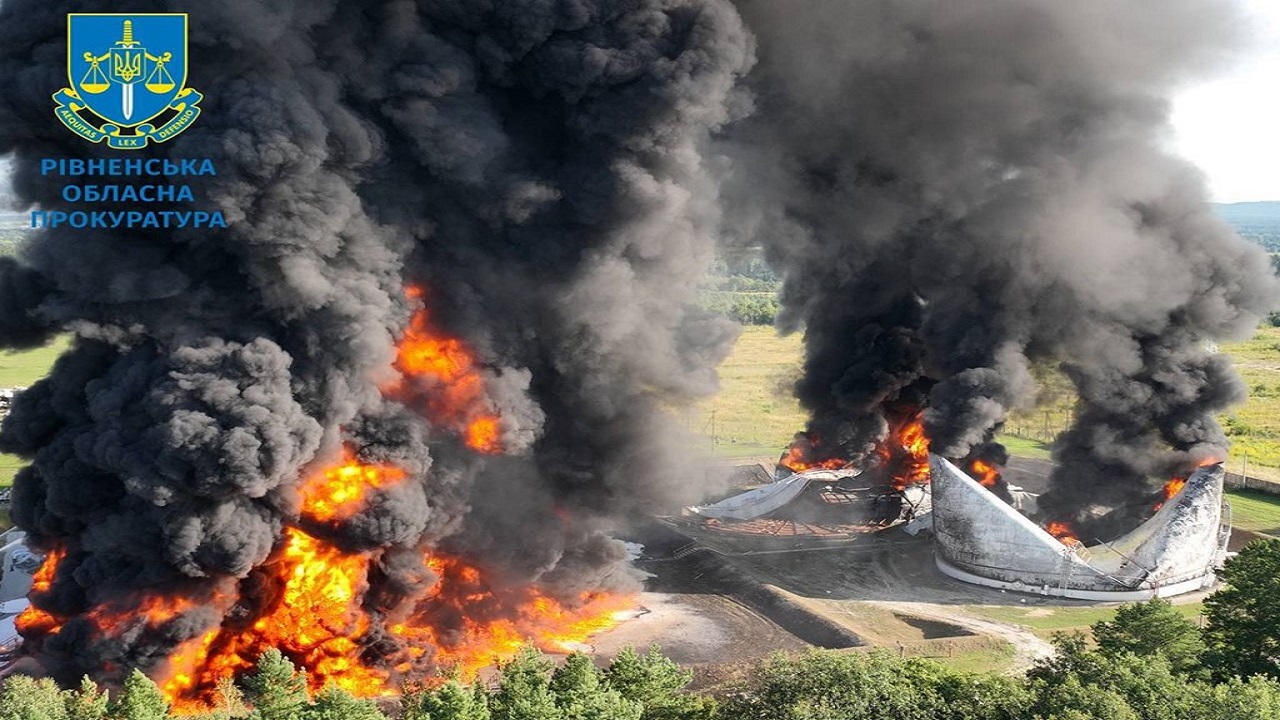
top-left (930, 455), bottom-right (1229, 600)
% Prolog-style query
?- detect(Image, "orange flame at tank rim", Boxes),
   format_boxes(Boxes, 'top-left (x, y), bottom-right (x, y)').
top-left (1152, 475), bottom-right (1190, 512)
top-left (1152, 457), bottom-right (1221, 511)
top-left (1044, 521), bottom-right (1081, 547)
top-left (1164, 478), bottom-right (1188, 499)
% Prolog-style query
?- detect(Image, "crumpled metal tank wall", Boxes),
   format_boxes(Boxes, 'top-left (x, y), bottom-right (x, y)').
top-left (686, 469), bottom-right (860, 520)
top-left (930, 455), bottom-right (1228, 600)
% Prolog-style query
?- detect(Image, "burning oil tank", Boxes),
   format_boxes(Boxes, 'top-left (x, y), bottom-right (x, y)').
top-left (929, 455), bottom-right (1229, 600)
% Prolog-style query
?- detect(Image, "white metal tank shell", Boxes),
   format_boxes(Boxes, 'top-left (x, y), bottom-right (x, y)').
top-left (930, 455), bottom-right (1227, 600)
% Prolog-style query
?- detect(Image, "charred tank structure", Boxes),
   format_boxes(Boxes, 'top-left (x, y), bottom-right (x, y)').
top-left (930, 456), bottom-right (1229, 600)
top-left (663, 410), bottom-right (934, 552)
top-left (668, 464), bottom-right (932, 554)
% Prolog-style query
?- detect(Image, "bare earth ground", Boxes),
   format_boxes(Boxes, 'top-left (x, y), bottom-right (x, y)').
top-left (587, 529), bottom-right (1060, 680)
top-left (590, 591), bottom-right (810, 665)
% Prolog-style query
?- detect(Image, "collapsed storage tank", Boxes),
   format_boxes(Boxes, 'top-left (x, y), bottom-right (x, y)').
top-left (929, 455), bottom-right (1230, 600)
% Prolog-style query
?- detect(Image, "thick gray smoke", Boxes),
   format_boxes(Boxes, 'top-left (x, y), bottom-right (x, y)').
top-left (3, 0), bottom-right (1276, 695)
top-left (721, 0), bottom-right (1278, 531)
top-left (0, 0), bottom-right (751, 696)
top-left (0, 159), bottom-right (14, 205)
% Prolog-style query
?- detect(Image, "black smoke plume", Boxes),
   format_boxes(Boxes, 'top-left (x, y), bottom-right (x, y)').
top-left (0, 0), bottom-right (751, 693)
top-left (721, 0), bottom-right (1277, 527)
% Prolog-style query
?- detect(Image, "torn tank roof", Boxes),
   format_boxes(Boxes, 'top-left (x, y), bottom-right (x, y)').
top-left (685, 467), bottom-right (864, 520)
top-left (930, 455), bottom-right (1228, 600)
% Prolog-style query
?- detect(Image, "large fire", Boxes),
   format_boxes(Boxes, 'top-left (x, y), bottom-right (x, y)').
top-left (151, 522), bottom-right (632, 712)
top-left (301, 453), bottom-right (408, 523)
top-left (881, 416), bottom-right (931, 490)
top-left (779, 413), bottom-right (932, 490)
top-left (386, 287), bottom-right (504, 455)
top-left (18, 288), bottom-right (632, 712)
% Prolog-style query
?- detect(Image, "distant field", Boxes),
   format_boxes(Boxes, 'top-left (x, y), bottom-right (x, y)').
top-left (963, 601), bottom-right (1206, 642)
top-left (0, 335), bottom-right (70, 485)
top-left (0, 335), bottom-right (69, 387)
top-left (996, 435), bottom-right (1052, 461)
top-left (689, 327), bottom-right (805, 458)
top-left (693, 325), bottom-right (1280, 484)
top-left (1216, 325), bottom-right (1280, 480)
top-left (4, 324), bottom-right (1280, 488)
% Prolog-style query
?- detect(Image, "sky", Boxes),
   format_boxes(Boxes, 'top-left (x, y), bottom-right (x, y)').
top-left (1171, 0), bottom-right (1280, 203)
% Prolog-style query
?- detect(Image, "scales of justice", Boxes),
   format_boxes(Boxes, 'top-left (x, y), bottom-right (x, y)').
top-left (78, 19), bottom-right (176, 122)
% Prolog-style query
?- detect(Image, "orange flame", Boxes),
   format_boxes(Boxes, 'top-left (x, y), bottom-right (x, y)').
top-left (389, 287), bottom-right (503, 454)
top-left (1162, 478), bottom-right (1187, 500)
top-left (779, 440), bottom-right (849, 474)
top-left (16, 547), bottom-right (66, 637)
top-left (152, 536), bottom-right (632, 710)
top-left (1153, 477), bottom-right (1188, 512)
top-left (780, 414), bottom-right (931, 489)
top-left (142, 460), bottom-right (633, 711)
top-left (890, 417), bottom-right (931, 489)
top-left (1044, 521), bottom-right (1080, 547)
top-left (873, 415), bottom-right (931, 490)
top-left (300, 450), bottom-right (407, 523)
top-left (967, 458), bottom-right (1000, 488)
top-left (24, 486), bottom-right (633, 714)
top-left (22, 287), bottom-right (630, 712)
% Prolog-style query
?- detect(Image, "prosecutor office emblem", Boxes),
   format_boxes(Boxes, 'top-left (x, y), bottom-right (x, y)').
top-left (53, 14), bottom-right (202, 149)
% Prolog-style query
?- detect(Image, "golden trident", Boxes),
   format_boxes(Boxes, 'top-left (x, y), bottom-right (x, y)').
top-left (79, 20), bottom-right (176, 121)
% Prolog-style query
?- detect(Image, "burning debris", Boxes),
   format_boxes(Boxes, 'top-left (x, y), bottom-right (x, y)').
top-left (670, 416), bottom-right (935, 549)
top-left (777, 411), bottom-right (931, 491)
top-left (0, 0), bottom-right (753, 708)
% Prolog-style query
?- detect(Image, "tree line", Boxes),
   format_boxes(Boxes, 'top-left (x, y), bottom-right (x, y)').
top-left (6, 538), bottom-right (1280, 720)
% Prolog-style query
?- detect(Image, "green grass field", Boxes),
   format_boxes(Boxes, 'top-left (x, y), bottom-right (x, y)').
top-left (995, 435), bottom-right (1052, 461)
top-left (0, 335), bottom-right (69, 387)
top-left (1218, 325), bottom-right (1280, 478)
top-left (856, 637), bottom-right (1018, 676)
top-left (689, 327), bottom-right (806, 458)
top-left (693, 325), bottom-right (1280, 484)
top-left (933, 641), bottom-right (1018, 675)
top-left (962, 602), bottom-right (1206, 641)
top-left (1223, 489), bottom-right (1280, 534)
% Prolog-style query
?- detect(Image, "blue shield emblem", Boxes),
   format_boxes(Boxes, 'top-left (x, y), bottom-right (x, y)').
top-left (54, 14), bottom-right (202, 149)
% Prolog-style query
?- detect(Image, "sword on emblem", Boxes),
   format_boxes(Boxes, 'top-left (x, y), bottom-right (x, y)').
top-left (110, 20), bottom-right (144, 121)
